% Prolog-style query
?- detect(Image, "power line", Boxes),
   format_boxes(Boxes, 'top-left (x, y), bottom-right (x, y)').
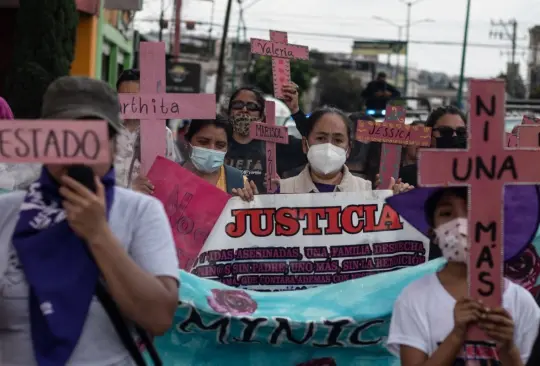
top-left (135, 18), bottom-right (530, 50)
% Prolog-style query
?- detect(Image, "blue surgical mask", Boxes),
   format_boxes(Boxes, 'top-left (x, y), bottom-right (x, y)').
top-left (190, 145), bottom-right (226, 173)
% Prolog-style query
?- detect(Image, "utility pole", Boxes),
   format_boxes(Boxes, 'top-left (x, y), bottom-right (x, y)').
top-left (456, 0), bottom-right (471, 109)
top-left (158, 0), bottom-right (167, 42)
top-left (489, 19), bottom-right (519, 96)
top-left (231, 0), bottom-right (244, 91)
top-left (214, 0), bottom-right (234, 103)
top-left (403, 2), bottom-right (411, 95)
top-left (173, 0), bottom-right (182, 58)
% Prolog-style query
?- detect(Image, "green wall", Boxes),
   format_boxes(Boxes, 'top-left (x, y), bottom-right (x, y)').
top-left (94, 0), bottom-right (134, 87)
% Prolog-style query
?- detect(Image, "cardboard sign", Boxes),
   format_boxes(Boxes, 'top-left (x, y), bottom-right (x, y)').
top-left (0, 120), bottom-right (109, 163)
top-left (516, 125), bottom-right (540, 147)
top-left (355, 120), bottom-right (431, 146)
top-left (356, 105), bottom-right (424, 189)
top-left (248, 101), bottom-right (288, 193)
top-left (119, 42), bottom-right (217, 174)
top-left (417, 79), bottom-right (540, 341)
top-left (250, 31), bottom-right (309, 99)
top-left (147, 156), bottom-right (231, 270)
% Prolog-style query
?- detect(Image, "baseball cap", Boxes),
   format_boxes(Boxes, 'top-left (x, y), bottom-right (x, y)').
top-left (41, 76), bottom-right (122, 132)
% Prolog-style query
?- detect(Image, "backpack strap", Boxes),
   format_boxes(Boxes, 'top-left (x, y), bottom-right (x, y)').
top-left (224, 165), bottom-right (245, 194)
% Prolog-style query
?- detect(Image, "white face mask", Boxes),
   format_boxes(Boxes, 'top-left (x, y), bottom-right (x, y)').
top-left (307, 143), bottom-right (347, 175)
top-left (190, 145), bottom-right (226, 173)
top-left (434, 217), bottom-right (468, 263)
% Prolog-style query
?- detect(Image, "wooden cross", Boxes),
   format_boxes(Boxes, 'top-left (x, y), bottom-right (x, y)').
top-left (417, 79), bottom-right (540, 341)
top-left (516, 124), bottom-right (540, 147)
top-left (0, 120), bottom-right (110, 163)
top-left (118, 42), bottom-right (217, 174)
top-left (355, 105), bottom-right (431, 189)
top-left (522, 115), bottom-right (540, 125)
top-left (249, 101), bottom-right (288, 193)
top-left (250, 30), bottom-right (309, 99)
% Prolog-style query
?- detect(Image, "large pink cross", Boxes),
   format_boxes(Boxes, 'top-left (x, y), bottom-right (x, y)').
top-left (118, 42), bottom-right (217, 174)
top-left (356, 105), bottom-right (431, 189)
top-left (0, 120), bottom-right (110, 163)
top-left (249, 101), bottom-right (288, 193)
top-left (250, 30), bottom-right (309, 99)
top-left (417, 79), bottom-right (540, 341)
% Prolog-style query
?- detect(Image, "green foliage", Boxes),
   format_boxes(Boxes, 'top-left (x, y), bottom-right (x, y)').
top-left (246, 56), bottom-right (316, 96)
top-left (317, 69), bottom-right (364, 112)
top-left (4, 0), bottom-right (79, 118)
top-left (530, 86), bottom-right (540, 99)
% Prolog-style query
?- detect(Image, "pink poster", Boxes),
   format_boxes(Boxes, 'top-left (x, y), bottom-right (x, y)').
top-left (147, 156), bottom-right (231, 270)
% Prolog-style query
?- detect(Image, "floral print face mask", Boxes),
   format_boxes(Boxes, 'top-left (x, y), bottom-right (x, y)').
top-left (434, 217), bottom-right (468, 263)
top-left (230, 115), bottom-right (259, 136)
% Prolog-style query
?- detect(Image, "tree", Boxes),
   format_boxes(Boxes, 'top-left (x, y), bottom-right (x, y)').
top-left (316, 69), bottom-right (364, 112)
top-left (246, 56), bottom-right (316, 97)
top-left (496, 72), bottom-right (526, 99)
top-left (4, 0), bottom-right (78, 118)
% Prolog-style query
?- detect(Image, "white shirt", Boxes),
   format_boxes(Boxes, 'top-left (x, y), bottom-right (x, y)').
top-left (0, 188), bottom-right (179, 365)
top-left (387, 272), bottom-right (540, 364)
top-left (114, 126), bottom-right (183, 188)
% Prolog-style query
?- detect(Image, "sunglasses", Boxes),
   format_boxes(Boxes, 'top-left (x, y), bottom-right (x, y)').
top-left (230, 100), bottom-right (261, 112)
top-left (433, 126), bottom-right (467, 138)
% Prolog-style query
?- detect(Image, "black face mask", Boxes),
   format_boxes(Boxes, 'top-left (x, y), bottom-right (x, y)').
top-left (435, 135), bottom-right (467, 149)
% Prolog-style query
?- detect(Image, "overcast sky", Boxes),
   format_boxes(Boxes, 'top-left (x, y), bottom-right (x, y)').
top-left (136, 0), bottom-right (538, 79)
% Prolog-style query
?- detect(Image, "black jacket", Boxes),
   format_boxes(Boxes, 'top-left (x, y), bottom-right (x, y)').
top-left (361, 81), bottom-right (401, 110)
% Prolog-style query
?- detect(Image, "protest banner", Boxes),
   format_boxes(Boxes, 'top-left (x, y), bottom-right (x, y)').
top-left (249, 101), bottom-right (288, 192)
top-left (155, 259), bottom-right (445, 366)
top-left (417, 79), bottom-right (540, 340)
top-left (356, 105), bottom-right (431, 189)
top-left (147, 156), bottom-right (230, 270)
top-left (0, 120), bottom-right (109, 163)
top-left (190, 190), bottom-right (430, 291)
top-left (250, 30), bottom-right (309, 99)
top-left (118, 42), bottom-right (216, 174)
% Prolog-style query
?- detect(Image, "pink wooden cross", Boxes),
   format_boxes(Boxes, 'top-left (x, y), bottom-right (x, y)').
top-left (0, 120), bottom-right (110, 163)
top-left (250, 30), bottom-right (309, 99)
top-left (118, 42), bottom-right (217, 174)
top-left (355, 105), bottom-right (431, 189)
top-left (417, 79), bottom-right (540, 341)
top-left (522, 115), bottom-right (540, 125)
top-left (516, 124), bottom-right (540, 147)
top-left (249, 101), bottom-right (288, 193)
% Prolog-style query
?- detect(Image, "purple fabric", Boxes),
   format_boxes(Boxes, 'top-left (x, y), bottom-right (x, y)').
top-left (385, 185), bottom-right (540, 261)
top-left (0, 96), bottom-right (14, 119)
top-left (12, 167), bottom-right (116, 366)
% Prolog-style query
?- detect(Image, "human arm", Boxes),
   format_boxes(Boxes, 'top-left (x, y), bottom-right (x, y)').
top-left (232, 180), bottom-right (258, 201)
top-left (386, 83), bottom-right (401, 98)
top-left (60, 176), bottom-right (179, 335)
top-left (281, 83), bottom-right (309, 136)
top-left (361, 81), bottom-right (375, 99)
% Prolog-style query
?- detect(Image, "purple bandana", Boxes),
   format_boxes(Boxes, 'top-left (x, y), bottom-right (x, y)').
top-left (12, 167), bottom-right (115, 365)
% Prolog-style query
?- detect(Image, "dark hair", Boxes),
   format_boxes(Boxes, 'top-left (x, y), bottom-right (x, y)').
top-left (425, 106), bottom-right (467, 129)
top-left (425, 187), bottom-right (467, 227)
top-left (377, 72), bottom-right (387, 79)
top-left (305, 107), bottom-right (355, 144)
top-left (116, 69), bottom-right (140, 90)
top-left (227, 86), bottom-right (266, 117)
top-left (184, 114), bottom-right (232, 142)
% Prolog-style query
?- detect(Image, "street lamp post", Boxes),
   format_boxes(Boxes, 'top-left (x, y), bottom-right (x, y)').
top-left (456, 0), bottom-right (472, 109)
top-left (372, 15), bottom-right (432, 93)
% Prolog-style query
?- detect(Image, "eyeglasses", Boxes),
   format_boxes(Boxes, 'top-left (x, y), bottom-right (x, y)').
top-left (433, 126), bottom-right (467, 138)
top-left (230, 100), bottom-right (261, 112)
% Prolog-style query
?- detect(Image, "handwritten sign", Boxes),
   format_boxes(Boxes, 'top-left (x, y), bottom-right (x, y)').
top-left (249, 101), bottom-right (288, 193)
top-left (118, 42), bottom-right (217, 174)
top-left (356, 105), bottom-right (430, 189)
top-left (417, 79), bottom-right (540, 341)
top-left (250, 31), bottom-right (309, 99)
top-left (0, 120), bottom-right (109, 163)
top-left (147, 156), bottom-right (230, 270)
top-left (516, 125), bottom-right (540, 147)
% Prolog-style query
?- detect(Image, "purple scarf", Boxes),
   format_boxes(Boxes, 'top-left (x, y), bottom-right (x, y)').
top-left (0, 96), bottom-right (14, 119)
top-left (12, 167), bottom-right (116, 365)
